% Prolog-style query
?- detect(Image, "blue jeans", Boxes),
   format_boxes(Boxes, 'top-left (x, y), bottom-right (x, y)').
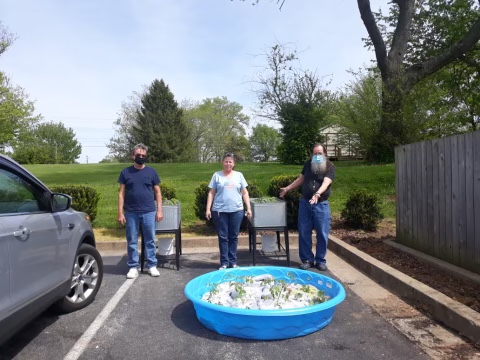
top-left (212, 210), bottom-right (244, 266)
top-left (125, 211), bottom-right (157, 269)
top-left (298, 198), bottom-right (331, 265)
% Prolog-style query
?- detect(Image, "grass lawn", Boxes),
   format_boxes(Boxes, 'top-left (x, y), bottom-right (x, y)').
top-left (25, 161), bottom-right (395, 236)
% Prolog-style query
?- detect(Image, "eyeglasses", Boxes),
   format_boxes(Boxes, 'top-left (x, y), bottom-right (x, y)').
top-left (224, 152), bottom-right (235, 158)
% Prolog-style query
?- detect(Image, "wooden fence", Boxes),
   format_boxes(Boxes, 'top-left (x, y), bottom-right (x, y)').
top-left (395, 131), bottom-right (480, 275)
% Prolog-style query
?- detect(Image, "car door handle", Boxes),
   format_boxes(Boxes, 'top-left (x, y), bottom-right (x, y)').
top-left (13, 228), bottom-right (31, 237)
top-left (68, 224), bottom-right (75, 229)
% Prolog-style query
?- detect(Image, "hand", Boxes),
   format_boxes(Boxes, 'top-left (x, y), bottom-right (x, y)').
top-left (309, 193), bottom-right (319, 205)
top-left (156, 209), bottom-right (164, 222)
top-left (205, 210), bottom-right (211, 220)
top-left (279, 187), bottom-right (288, 198)
top-left (117, 214), bottom-right (126, 225)
top-left (245, 209), bottom-right (252, 220)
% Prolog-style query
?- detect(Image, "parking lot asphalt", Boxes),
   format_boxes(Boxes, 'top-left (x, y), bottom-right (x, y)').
top-left (2, 240), bottom-right (479, 360)
top-left (74, 251), bottom-right (433, 360)
top-left (90, 238), bottom-right (480, 359)
top-left (97, 233), bottom-right (480, 347)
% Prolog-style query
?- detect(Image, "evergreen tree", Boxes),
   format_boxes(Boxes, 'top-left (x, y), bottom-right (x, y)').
top-left (131, 79), bottom-right (191, 162)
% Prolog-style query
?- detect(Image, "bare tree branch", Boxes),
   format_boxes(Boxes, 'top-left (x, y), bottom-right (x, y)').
top-left (357, 0), bottom-right (388, 77)
top-left (388, 0), bottom-right (415, 67)
top-left (407, 15), bottom-right (480, 84)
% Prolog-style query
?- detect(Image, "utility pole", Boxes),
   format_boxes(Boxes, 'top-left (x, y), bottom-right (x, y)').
top-left (86, 155), bottom-right (89, 164)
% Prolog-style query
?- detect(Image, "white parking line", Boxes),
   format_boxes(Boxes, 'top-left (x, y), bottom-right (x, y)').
top-left (64, 277), bottom-right (137, 360)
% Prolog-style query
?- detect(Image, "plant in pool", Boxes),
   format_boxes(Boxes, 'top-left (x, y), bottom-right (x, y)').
top-left (162, 198), bottom-right (180, 205)
top-left (251, 197), bottom-right (279, 203)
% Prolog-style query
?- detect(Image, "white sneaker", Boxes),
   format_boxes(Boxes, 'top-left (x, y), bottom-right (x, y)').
top-left (126, 268), bottom-right (139, 279)
top-left (148, 267), bottom-right (160, 277)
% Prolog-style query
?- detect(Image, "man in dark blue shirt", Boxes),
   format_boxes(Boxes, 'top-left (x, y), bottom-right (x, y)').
top-left (118, 144), bottom-right (163, 278)
top-left (279, 143), bottom-right (336, 271)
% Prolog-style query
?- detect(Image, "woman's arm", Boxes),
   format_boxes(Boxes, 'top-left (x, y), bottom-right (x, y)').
top-left (241, 188), bottom-right (252, 220)
top-left (205, 188), bottom-right (216, 220)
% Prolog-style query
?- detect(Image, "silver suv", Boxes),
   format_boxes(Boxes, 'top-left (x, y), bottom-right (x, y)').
top-left (0, 154), bottom-right (103, 344)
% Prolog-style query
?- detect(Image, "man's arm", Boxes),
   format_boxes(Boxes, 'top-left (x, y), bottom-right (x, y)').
top-left (154, 185), bottom-right (163, 222)
top-left (279, 174), bottom-right (304, 198)
top-left (310, 177), bottom-right (333, 204)
top-left (118, 184), bottom-right (126, 225)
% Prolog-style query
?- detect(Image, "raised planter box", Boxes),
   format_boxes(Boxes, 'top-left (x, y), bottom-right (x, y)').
top-left (156, 201), bottom-right (181, 231)
top-left (250, 198), bottom-right (287, 228)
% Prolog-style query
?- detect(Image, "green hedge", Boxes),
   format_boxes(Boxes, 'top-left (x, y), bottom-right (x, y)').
top-left (341, 190), bottom-right (384, 231)
top-left (160, 182), bottom-right (176, 201)
top-left (194, 180), bottom-right (263, 229)
top-left (51, 185), bottom-right (100, 222)
top-left (267, 174), bottom-right (301, 229)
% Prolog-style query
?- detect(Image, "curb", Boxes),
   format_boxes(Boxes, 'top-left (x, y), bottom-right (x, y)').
top-left (328, 235), bottom-right (480, 346)
top-left (96, 234), bottom-right (300, 253)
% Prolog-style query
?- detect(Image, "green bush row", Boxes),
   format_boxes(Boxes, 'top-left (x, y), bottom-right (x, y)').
top-left (51, 185), bottom-right (100, 222)
top-left (192, 175), bottom-right (384, 232)
top-left (51, 179), bottom-right (384, 232)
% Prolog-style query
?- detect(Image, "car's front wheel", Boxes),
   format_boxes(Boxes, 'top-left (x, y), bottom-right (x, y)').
top-left (56, 243), bottom-right (104, 313)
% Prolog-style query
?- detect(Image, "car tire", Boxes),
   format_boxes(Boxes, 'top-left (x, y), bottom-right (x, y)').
top-left (56, 243), bottom-right (104, 313)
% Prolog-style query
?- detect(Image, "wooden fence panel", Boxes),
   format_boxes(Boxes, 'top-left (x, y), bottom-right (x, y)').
top-left (444, 136), bottom-right (453, 263)
top-left (395, 131), bottom-right (480, 274)
top-left (451, 135), bottom-right (460, 265)
top-left (437, 137), bottom-right (447, 259)
top-left (473, 131), bottom-right (480, 267)
top-left (465, 133), bottom-right (475, 269)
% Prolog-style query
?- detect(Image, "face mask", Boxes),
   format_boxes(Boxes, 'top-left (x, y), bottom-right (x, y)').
top-left (312, 154), bottom-right (324, 164)
top-left (134, 155), bottom-right (147, 165)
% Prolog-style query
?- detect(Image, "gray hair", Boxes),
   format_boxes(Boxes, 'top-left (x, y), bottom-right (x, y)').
top-left (132, 143), bottom-right (148, 154)
top-left (311, 143), bottom-right (327, 157)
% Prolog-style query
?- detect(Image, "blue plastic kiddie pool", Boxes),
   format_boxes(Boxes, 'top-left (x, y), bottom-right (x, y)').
top-left (184, 266), bottom-right (346, 340)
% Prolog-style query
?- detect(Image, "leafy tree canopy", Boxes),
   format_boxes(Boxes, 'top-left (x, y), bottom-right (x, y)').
top-left (13, 121), bottom-right (81, 164)
top-left (0, 23), bottom-right (40, 150)
top-left (182, 96), bottom-right (249, 162)
top-left (249, 124), bottom-right (281, 162)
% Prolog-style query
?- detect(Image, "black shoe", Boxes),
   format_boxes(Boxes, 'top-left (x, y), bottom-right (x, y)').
top-left (315, 262), bottom-right (328, 271)
top-left (299, 261), bottom-right (314, 270)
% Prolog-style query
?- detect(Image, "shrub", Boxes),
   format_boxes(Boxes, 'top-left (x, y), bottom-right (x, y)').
top-left (194, 180), bottom-right (263, 229)
top-left (341, 190), bottom-right (384, 231)
top-left (160, 182), bottom-right (176, 200)
top-left (51, 185), bottom-right (100, 222)
top-left (246, 180), bottom-right (262, 198)
top-left (194, 182), bottom-right (211, 224)
top-left (267, 174), bottom-right (301, 230)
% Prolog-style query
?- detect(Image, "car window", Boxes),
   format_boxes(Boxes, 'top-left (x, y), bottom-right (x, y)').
top-left (0, 167), bottom-right (46, 214)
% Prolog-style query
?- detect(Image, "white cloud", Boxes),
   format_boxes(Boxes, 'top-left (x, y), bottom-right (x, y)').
top-left (2, 0), bottom-right (388, 163)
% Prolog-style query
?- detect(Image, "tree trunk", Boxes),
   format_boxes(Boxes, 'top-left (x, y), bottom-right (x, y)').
top-left (357, 0), bottom-right (480, 162)
top-left (371, 81), bottom-right (408, 162)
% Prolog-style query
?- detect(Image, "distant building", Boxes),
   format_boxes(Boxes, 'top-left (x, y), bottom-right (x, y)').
top-left (319, 125), bottom-right (364, 160)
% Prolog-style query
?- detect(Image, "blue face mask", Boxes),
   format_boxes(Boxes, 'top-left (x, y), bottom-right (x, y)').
top-left (312, 154), bottom-right (324, 164)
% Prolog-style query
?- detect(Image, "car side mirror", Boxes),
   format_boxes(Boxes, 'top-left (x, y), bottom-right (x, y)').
top-left (52, 193), bottom-right (72, 212)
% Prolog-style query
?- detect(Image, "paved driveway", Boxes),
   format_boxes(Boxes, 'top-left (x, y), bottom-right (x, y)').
top-left (1, 249), bottom-right (437, 360)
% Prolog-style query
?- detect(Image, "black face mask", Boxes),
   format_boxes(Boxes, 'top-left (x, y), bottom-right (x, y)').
top-left (134, 156), bottom-right (147, 165)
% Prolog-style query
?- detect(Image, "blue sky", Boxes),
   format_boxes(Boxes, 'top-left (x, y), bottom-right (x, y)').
top-left (2, 0), bottom-right (388, 163)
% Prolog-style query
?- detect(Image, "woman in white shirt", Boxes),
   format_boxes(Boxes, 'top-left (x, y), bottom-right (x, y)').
top-left (206, 153), bottom-right (252, 269)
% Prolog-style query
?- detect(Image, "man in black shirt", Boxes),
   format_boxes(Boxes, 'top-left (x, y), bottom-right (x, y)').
top-left (279, 143), bottom-right (336, 271)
